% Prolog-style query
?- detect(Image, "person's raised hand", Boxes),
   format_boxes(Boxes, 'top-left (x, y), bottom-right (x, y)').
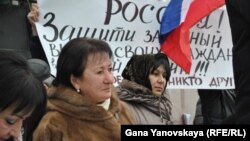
top-left (27, 4), bottom-right (39, 26)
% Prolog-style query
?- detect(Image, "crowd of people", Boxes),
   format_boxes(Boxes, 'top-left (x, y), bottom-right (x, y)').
top-left (1, 0), bottom-right (250, 141)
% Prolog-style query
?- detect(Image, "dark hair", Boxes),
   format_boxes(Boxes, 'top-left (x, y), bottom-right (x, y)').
top-left (0, 50), bottom-right (46, 115)
top-left (53, 37), bottom-right (113, 88)
top-left (150, 53), bottom-right (171, 82)
top-left (122, 53), bottom-right (171, 91)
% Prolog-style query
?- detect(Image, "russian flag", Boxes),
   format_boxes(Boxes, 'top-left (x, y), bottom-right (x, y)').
top-left (160, 0), bottom-right (225, 74)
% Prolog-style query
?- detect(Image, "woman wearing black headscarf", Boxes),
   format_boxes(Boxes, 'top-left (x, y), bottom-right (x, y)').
top-left (116, 53), bottom-right (184, 125)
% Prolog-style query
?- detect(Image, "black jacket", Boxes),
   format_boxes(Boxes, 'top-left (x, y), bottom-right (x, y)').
top-left (194, 89), bottom-right (236, 125)
top-left (226, 0), bottom-right (250, 124)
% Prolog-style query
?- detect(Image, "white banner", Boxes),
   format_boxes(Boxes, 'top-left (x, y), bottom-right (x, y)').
top-left (36, 0), bottom-right (234, 89)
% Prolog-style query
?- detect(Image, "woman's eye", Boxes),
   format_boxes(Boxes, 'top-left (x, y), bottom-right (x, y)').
top-left (6, 118), bottom-right (16, 125)
top-left (108, 67), bottom-right (113, 72)
top-left (97, 71), bottom-right (103, 74)
top-left (153, 72), bottom-right (159, 75)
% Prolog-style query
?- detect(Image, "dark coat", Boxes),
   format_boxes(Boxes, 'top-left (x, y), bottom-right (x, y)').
top-left (194, 89), bottom-right (236, 125)
top-left (33, 86), bottom-right (135, 141)
top-left (226, 0), bottom-right (250, 124)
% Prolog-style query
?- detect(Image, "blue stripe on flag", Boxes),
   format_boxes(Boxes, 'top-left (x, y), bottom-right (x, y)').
top-left (159, 0), bottom-right (183, 44)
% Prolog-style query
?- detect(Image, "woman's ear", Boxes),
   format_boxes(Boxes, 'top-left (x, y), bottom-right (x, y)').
top-left (70, 74), bottom-right (79, 90)
top-left (43, 83), bottom-right (49, 92)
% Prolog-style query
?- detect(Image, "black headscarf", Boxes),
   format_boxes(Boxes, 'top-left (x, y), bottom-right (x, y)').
top-left (122, 53), bottom-right (171, 91)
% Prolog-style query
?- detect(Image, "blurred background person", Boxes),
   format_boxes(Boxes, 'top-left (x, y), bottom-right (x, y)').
top-left (193, 89), bottom-right (236, 125)
top-left (226, 0), bottom-right (250, 124)
top-left (27, 2), bottom-right (48, 63)
top-left (23, 58), bottom-right (53, 141)
top-left (0, 50), bottom-right (46, 141)
top-left (27, 58), bottom-right (54, 91)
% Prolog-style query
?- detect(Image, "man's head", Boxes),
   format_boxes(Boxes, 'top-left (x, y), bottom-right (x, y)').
top-left (27, 59), bottom-right (53, 91)
top-left (27, 59), bottom-right (50, 82)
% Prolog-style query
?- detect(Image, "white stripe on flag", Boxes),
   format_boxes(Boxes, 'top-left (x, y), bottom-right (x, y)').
top-left (180, 0), bottom-right (193, 23)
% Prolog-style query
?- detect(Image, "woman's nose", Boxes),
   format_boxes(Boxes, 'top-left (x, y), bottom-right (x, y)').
top-left (158, 75), bottom-right (165, 83)
top-left (104, 71), bottom-right (114, 84)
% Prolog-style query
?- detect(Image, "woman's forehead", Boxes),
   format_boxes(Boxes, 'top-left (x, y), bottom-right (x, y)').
top-left (87, 53), bottom-right (111, 64)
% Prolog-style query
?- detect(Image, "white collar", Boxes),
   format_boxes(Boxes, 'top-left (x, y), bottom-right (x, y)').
top-left (97, 98), bottom-right (110, 110)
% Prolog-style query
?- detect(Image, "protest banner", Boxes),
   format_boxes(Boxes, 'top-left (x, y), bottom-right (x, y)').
top-left (36, 0), bottom-right (234, 89)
